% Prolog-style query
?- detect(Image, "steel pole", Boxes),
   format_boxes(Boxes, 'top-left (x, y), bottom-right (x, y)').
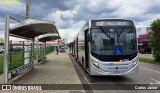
top-left (9, 40), bottom-right (12, 65)
top-left (25, 0), bottom-right (30, 64)
top-left (32, 39), bottom-right (34, 67)
top-left (4, 13), bottom-right (10, 84)
top-left (26, 0), bottom-right (30, 19)
top-left (44, 42), bottom-right (46, 60)
top-left (22, 41), bottom-right (25, 63)
top-left (36, 37), bottom-right (39, 65)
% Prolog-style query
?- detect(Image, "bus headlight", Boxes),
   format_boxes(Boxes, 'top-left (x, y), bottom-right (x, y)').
top-left (91, 60), bottom-right (99, 68)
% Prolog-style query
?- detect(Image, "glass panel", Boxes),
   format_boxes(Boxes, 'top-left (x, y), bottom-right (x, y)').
top-left (91, 27), bottom-right (137, 55)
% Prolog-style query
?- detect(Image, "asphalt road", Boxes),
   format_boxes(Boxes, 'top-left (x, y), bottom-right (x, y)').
top-left (69, 54), bottom-right (160, 93)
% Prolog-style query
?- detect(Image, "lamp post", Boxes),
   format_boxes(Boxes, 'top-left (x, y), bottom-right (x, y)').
top-left (26, 0), bottom-right (30, 19)
top-left (24, 0), bottom-right (30, 65)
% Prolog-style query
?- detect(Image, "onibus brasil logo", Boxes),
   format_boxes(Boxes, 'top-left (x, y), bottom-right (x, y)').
top-left (1, 0), bottom-right (22, 4)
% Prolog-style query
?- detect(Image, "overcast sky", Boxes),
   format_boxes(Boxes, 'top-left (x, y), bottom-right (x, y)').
top-left (0, 0), bottom-right (160, 42)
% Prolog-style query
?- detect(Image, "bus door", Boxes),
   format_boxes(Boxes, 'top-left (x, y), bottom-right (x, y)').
top-left (85, 30), bottom-right (89, 70)
top-left (74, 40), bottom-right (76, 56)
top-left (76, 37), bottom-right (78, 60)
top-left (71, 43), bottom-right (73, 55)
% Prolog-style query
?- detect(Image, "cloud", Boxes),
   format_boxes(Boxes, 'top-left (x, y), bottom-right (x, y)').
top-left (0, 2), bottom-right (26, 18)
top-left (0, 30), bottom-right (4, 36)
top-left (42, 0), bottom-right (160, 42)
top-left (58, 28), bottom-right (78, 43)
top-left (0, 0), bottom-right (160, 42)
top-left (28, 0), bottom-right (78, 18)
top-left (43, 7), bottom-right (86, 42)
top-left (135, 14), bottom-right (160, 28)
top-left (0, 17), bottom-right (22, 42)
top-left (44, 10), bottom-right (86, 42)
top-left (73, 0), bottom-right (160, 22)
top-left (28, 0), bottom-right (78, 11)
top-left (0, 21), bottom-right (4, 31)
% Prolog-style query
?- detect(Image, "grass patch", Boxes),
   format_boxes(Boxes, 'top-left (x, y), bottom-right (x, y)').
top-left (0, 55), bottom-right (4, 74)
top-left (139, 57), bottom-right (155, 63)
top-left (9, 53), bottom-right (24, 72)
top-left (0, 53), bottom-right (24, 74)
top-left (0, 49), bottom-right (54, 74)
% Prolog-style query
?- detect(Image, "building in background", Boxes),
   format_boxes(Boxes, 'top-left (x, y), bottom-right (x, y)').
top-left (0, 37), bottom-right (4, 44)
top-left (136, 27), bottom-right (152, 54)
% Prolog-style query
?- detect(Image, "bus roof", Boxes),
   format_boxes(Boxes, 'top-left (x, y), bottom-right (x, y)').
top-left (90, 18), bottom-right (134, 22)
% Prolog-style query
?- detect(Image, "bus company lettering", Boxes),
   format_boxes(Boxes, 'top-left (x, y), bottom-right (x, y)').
top-left (12, 85), bottom-right (42, 90)
top-left (28, 86), bottom-right (42, 90)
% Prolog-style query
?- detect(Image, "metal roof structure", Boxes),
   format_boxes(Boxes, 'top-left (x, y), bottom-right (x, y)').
top-left (9, 19), bottom-right (59, 39)
top-left (39, 34), bottom-right (61, 42)
top-left (4, 14), bottom-right (61, 84)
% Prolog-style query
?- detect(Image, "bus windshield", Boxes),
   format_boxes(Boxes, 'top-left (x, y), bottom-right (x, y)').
top-left (91, 27), bottom-right (137, 55)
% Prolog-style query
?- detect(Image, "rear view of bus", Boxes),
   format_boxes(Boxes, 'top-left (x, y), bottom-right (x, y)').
top-left (89, 19), bottom-right (138, 75)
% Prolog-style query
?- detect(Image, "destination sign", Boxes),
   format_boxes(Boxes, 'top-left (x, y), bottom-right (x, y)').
top-left (91, 20), bottom-right (133, 27)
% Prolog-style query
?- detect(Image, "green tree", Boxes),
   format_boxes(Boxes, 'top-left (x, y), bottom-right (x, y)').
top-left (0, 43), bottom-right (4, 45)
top-left (149, 19), bottom-right (160, 62)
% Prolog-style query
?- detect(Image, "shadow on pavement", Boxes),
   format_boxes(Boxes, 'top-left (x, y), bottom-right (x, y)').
top-left (89, 76), bottom-right (133, 84)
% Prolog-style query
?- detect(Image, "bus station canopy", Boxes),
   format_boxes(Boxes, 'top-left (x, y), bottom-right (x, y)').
top-left (39, 34), bottom-right (61, 42)
top-left (9, 19), bottom-right (59, 39)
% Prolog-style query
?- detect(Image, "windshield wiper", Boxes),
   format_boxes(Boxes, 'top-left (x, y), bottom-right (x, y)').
top-left (118, 28), bottom-right (125, 37)
top-left (99, 27), bottom-right (110, 38)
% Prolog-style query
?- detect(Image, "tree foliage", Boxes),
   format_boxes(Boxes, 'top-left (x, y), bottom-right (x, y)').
top-left (0, 43), bottom-right (4, 45)
top-left (149, 18), bottom-right (160, 62)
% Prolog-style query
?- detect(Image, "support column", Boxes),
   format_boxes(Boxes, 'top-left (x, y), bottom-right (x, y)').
top-left (25, 0), bottom-right (30, 65)
top-left (22, 41), bottom-right (25, 63)
top-left (32, 39), bottom-right (35, 67)
top-left (4, 13), bottom-right (9, 84)
top-left (44, 42), bottom-right (46, 60)
top-left (24, 40), bottom-right (29, 64)
top-left (9, 40), bottom-right (12, 64)
top-left (36, 37), bottom-right (39, 66)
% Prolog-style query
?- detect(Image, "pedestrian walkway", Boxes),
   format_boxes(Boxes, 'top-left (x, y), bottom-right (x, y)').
top-left (0, 52), bottom-right (85, 93)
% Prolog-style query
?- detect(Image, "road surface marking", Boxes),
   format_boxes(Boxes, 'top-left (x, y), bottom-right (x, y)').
top-left (140, 67), bottom-right (160, 74)
top-left (74, 61), bottom-right (96, 93)
top-left (149, 78), bottom-right (160, 84)
top-left (69, 54), bottom-right (96, 93)
top-left (75, 62), bottom-right (88, 82)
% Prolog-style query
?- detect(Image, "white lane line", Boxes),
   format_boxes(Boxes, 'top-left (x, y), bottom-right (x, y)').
top-left (140, 67), bottom-right (160, 74)
top-left (149, 78), bottom-right (160, 84)
top-left (74, 61), bottom-right (96, 93)
top-left (75, 62), bottom-right (89, 82)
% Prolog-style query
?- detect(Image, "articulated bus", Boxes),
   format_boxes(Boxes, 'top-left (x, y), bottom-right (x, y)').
top-left (70, 19), bottom-right (139, 76)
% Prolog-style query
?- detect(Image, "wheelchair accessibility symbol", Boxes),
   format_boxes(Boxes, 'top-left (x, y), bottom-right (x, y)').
top-left (116, 48), bottom-right (122, 55)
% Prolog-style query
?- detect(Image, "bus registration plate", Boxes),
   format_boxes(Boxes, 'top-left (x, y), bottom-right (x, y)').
top-left (113, 71), bottom-right (121, 75)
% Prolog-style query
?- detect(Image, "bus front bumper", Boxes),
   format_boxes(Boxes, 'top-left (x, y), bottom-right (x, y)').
top-left (90, 62), bottom-right (139, 76)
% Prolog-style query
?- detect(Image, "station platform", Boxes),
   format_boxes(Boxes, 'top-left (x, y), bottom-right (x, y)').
top-left (0, 51), bottom-right (85, 93)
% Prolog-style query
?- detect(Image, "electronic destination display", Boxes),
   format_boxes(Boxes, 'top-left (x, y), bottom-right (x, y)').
top-left (91, 20), bottom-right (134, 27)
